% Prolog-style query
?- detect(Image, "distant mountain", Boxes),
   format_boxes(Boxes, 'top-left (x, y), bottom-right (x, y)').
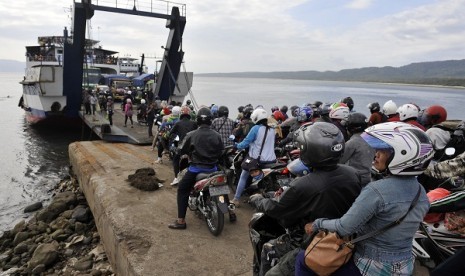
top-left (198, 59), bottom-right (465, 87)
top-left (0, 59), bottom-right (25, 72)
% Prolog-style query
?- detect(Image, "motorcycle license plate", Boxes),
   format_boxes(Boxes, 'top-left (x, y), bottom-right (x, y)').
top-left (209, 185), bottom-right (230, 196)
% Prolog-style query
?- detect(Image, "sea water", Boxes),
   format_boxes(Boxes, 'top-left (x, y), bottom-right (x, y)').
top-left (1, 72), bottom-right (464, 234)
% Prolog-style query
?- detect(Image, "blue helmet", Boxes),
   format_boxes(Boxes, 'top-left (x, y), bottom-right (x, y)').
top-left (296, 106), bottom-right (313, 123)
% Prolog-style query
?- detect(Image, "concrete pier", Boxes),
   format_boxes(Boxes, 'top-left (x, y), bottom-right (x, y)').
top-left (69, 141), bottom-right (255, 275)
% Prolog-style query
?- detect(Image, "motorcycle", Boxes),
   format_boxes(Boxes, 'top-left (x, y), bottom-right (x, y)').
top-left (187, 170), bottom-right (235, 236)
top-left (249, 212), bottom-right (287, 275)
top-left (219, 145), bottom-right (246, 194)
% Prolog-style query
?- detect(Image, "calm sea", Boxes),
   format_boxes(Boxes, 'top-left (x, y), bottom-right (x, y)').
top-left (1, 72), bottom-right (464, 234)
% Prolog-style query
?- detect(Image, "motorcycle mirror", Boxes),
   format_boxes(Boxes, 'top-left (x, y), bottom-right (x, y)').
top-left (445, 147), bottom-right (456, 156)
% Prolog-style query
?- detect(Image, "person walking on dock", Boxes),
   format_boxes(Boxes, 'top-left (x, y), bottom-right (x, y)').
top-left (124, 98), bottom-right (134, 128)
top-left (106, 96), bottom-right (114, 126)
top-left (90, 92), bottom-right (98, 116)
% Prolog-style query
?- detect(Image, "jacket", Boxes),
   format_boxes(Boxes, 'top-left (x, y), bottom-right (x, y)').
top-left (253, 165), bottom-right (362, 228)
top-left (236, 125), bottom-right (276, 162)
top-left (313, 176), bottom-right (430, 272)
top-left (179, 125), bottom-right (224, 168)
top-left (169, 118), bottom-right (198, 144)
top-left (339, 133), bottom-right (375, 186)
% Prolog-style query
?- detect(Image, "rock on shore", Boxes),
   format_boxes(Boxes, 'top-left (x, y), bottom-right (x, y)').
top-left (0, 177), bottom-right (114, 275)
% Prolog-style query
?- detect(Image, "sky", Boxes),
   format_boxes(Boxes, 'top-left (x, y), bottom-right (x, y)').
top-left (1, 0), bottom-right (465, 74)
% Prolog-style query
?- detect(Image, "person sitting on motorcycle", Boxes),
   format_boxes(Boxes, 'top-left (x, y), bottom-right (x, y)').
top-left (168, 106), bottom-right (198, 186)
top-left (232, 106), bottom-right (255, 142)
top-left (295, 122), bottom-right (433, 276)
top-left (168, 107), bottom-right (225, 230)
top-left (211, 106), bottom-right (236, 147)
top-left (398, 103), bottom-right (426, 131)
top-left (367, 102), bottom-right (388, 126)
top-left (339, 112), bottom-right (375, 186)
top-left (278, 106), bottom-right (313, 148)
top-left (249, 122), bottom-right (362, 276)
top-left (329, 102), bottom-right (350, 141)
top-left (231, 108), bottom-right (277, 207)
top-left (382, 100), bottom-right (400, 122)
top-left (418, 104), bottom-right (448, 129)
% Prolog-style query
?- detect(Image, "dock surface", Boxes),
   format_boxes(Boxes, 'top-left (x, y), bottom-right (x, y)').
top-left (69, 141), bottom-right (255, 275)
top-left (80, 105), bottom-right (154, 145)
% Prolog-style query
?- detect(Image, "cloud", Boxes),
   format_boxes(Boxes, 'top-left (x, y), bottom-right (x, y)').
top-left (345, 0), bottom-right (374, 10)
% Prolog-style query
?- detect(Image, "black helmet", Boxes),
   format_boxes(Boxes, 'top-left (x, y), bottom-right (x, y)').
top-left (341, 97), bottom-right (354, 111)
top-left (290, 105), bottom-right (299, 117)
top-left (320, 103), bottom-right (331, 116)
top-left (218, 106), bottom-right (229, 117)
top-left (367, 102), bottom-right (381, 113)
top-left (294, 122), bottom-right (345, 168)
top-left (186, 99), bottom-right (192, 105)
top-left (313, 101), bottom-right (323, 108)
top-left (280, 105), bottom-right (288, 114)
top-left (238, 105), bottom-right (245, 113)
top-left (242, 106), bottom-right (253, 119)
top-left (196, 107), bottom-right (212, 125)
top-left (346, 112), bottom-right (368, 133)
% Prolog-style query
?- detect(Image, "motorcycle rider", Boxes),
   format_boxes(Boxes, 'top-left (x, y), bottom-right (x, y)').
top-left (211, 106), bottom-right (236, 147)
top-left (296, 122), bottom-right (433, 275)
top-left (168, 106), bottom-right (198, 186)
top-left (329, 102), bottom-right (350, 141)
top-left (249, 122), bottom-right (362, 275)
top-left (231, 108), bottom-right (277, 207)
top-left (339, 112), bottom-right (375, 186)
top-left (398, 103), bottom-right (426, 131)
top-left (168, 107), bottom-right (226, 230)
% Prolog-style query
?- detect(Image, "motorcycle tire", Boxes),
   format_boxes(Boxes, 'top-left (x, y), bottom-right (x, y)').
top-left (205, 197), bottom-right (225, 236)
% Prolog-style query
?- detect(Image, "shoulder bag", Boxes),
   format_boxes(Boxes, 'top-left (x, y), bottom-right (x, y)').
top-left (241, 126), bottom-right (269, 171)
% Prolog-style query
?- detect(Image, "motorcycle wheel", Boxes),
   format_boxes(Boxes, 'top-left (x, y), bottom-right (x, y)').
top-left (205, 197), bottom-right (225, 236)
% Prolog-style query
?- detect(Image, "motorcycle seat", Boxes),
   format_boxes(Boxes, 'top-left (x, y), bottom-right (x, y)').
top-left (261, 162), bottom-right (286, 170)
top-left (195, 171), bottom-right (222, 181)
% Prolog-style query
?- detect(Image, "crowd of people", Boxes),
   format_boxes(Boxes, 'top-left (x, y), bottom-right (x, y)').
top-left (93, 91), bottom-right (463, 275)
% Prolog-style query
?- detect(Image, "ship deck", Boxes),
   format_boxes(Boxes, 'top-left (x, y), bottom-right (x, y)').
top-left (80, 104), bottom-right (154, 145)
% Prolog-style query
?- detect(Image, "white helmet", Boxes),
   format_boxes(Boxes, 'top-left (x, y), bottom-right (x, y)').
top-left (140, 99), bottom-right (146, 104)
top-left (361, 122), bottom-right (434, 175)
top-left (171, 106), bottom-right (181, 116)
top-left (251, 108), bottom-right (268, 124)
top-left (398, 103), bottom-right (419, 121)
top-left (126, 98), bottom-right (132, 103)
top-left (382, 100), bottom-right (397, 116)
top-left (329, 102), bottom-right (349, 120)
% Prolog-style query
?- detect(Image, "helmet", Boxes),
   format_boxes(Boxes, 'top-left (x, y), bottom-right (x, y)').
top-left (346, 112), bottom-right (368, 133)
top-left (107, 96), bottom-right (112, 100)
top-left (171, 106), bottom-right (181, 116)
top-left (290, 105), bottom-right (299, 117)
top-left (398, 103), bottom-right (420, 121)
top-left (296, 106), bottom-right (313, 123)
top-left (180, 105), bottom-right (191, 118)
top-left (341, 97), bottom-right (354, 111)
top-left (329, 102), bottom-right (349, 120)
top-left (218, 106), bottom-right (229, 117)
top-left (320, 103), bottom-right (332, 116)
top-left (140, 99), bottom-right (146, 104)
top-left (196, 107), bottom-right (213, 125)
top-left (238, 106), bottom-right (245, 113)
top-left (251, 108), bottom-right (268, 124)
top-left (361, 122), bottom-right (434, 175)
top-left (280, 105), bottom-right (288, 114)
top-left (418, 105), bottom-right (447, 128)
top-left (242, 106), bottom-right (254, 119)
top-left (294, 122), bottom-right (345, 168)
top-left (271, 106), bottom-right (279, 112)
top-left (126, 98), bottom-right (132, 103)
top-left (367, 102), bottom-right (380, 112)
top-left (272, 110), bottom-right (286, 122)
top-left (210, 105), bottom-right (219, 116)
top-left (382, 100), bottom-right (397, 116)
top-left (186, 99), bottom-right (192, 105)
top-left (313, 101), bottom-right (323, 108)
top-left (127, 90), bottom-right (132, 95)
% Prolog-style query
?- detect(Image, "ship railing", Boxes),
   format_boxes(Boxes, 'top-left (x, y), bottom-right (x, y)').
top-left (88, 0), bottom-right (187, 17)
